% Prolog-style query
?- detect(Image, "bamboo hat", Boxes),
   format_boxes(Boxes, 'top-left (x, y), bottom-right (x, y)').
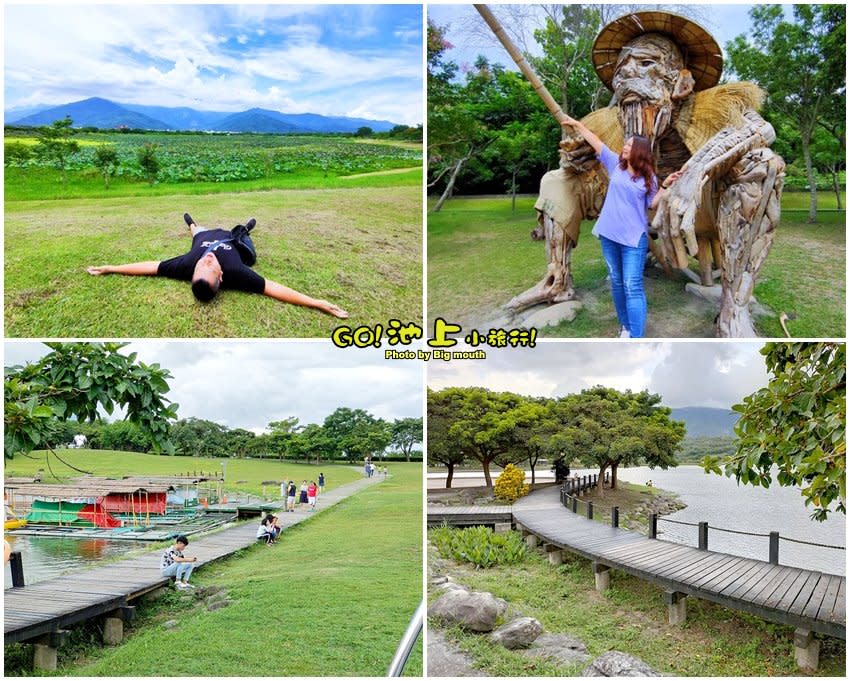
top-left (592, 11), bottom-right (723, 93)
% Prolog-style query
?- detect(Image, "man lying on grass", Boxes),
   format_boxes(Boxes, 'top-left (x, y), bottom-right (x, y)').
top-left (87, 213), bottom-right (349, 318)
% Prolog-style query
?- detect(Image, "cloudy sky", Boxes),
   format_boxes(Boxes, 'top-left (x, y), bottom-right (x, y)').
top-left (5, 4), bottom-right (423, 125)
top-left (5, 341), bottom-right (423, 433)
top-left (428, 341), bottom-right (770, 409)
top-left (428, 4), bottom-right (762, 80)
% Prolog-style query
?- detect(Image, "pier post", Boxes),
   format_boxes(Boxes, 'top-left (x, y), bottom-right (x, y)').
top-left (9, 551), bottom-right (25, 587)
top-left (664, 591), bottom-right (688, 625)
top-left (698, 522), bottom-right (709, 550)
top-left (592, 562), bottom-right (610, 591)
top-left (611, 507), bottom-right (619, 528)
top-left (103, 606), bottom-right (135, 645)
top-left (793, 628), bottom-right (820, 672)
top-left (522, 529), bottom-right (538, 549)
top-left (571, 497), bottom-right (577, 513)
top-left (586, 502), bottom-right (594, 520)
top-left (769, 532), bottom-right (779, 565)
top-left (493, 522), bottom-right (511, 534)
top-left (649, 513), bottom-right (658, 539)
top-left (545, 544), bottom-right (563, 566)
top-left (33, 631), bottom-right (69, 671)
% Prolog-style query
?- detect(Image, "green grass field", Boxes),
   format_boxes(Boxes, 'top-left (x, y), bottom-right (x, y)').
top-left (427, 193), bottom-right (845, 338)
top-left (5, 180), bottom-right (422, 337)
top-left (4, 448), bottom-right (367, 499)
top-left (4, 452), bottom-right (423, 676)
top-left (428, 531), bottom-right (845, 676)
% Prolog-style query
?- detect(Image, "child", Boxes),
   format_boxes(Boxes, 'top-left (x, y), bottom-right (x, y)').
top-left (161, 535), bottom-right (198, 589)
top-left (307, 481), bottom-right (318, 511)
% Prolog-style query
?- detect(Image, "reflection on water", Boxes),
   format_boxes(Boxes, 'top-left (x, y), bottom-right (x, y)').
top-left (4, 534), bottom-right (150, 588)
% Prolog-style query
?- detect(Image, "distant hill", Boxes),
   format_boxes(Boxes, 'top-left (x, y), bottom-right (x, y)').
top-left (670, 407), bottom-right (739, 438)
top-left (8, 97), bottom-right (399, 134)
top-left (12, 97), bottom-right (173, 130)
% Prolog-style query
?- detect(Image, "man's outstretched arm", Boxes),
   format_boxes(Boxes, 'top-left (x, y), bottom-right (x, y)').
top-left (87, 262), bottom-right (160, 276)
top-left (263, 280), bottom-right (349, 318)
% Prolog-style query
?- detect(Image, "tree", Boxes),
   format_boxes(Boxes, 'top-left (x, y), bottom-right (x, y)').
top-left (390, 417), bottom-right (423, 461)
top-left (35, 117), bottom-right (79, 187)
top-left (267, 417), bottom-right (301, 460)
top-left (93, 145), bottom-right (120, 188)
top-left (290, 423), bottom-right (333, 465)
top-left (502, 398), bottom-right (563, 484)
top-left (702, 342), bottom-right (845, 521)
top-left (171, 418), bottom-right (230, 457)
top-left (726, 5), bottom-right (846, 223)
top-left (137, 142), bottom-right (160, 185)
top-left (323, 407), bottom-right (390, 461)
top-left (355, 126), bottom-right (374, 137)
top-left (559, 387), bottom-right (684, 494)
top-left (427, 388), bottom-right (468, 488)
top-left (4, 342), bottom-right (177, 461)
top-left (99, 420), bottom-right (153, 452)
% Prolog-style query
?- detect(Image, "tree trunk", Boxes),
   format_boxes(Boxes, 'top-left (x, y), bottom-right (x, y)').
top-left (445, 464), bottom-right (454, 489)
top-left (597, 463), bottom-right (608, 498)
top-left (431, 157), bottom-right (466, 213)
top-left (482, 459), bottom-right (493, 487)
top-left (610, 462), bottom-right (619, 490)
top-left (529, 460), bottom-right (536, 484)
top-left (801, 132), bottom-right (818, 224)
top-left (832, 165), bottom-right (843, 209)
top-left (511, 170), bottom-right (518, 212)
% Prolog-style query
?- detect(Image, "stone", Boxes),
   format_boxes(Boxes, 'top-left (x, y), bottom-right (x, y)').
top-left (163, 620), bottom-right (179, 629)
top-left (427, 628), bottom-right (486, 677)
top-left (522, 301), bottom-right (584, 328)
top-left (102, 616), bottom-right (123, 645)
top-left (205, 591), bottom-right (229, 607)
top-left (794, 628), bottom-right (820, 672)
top-left (523, 633), bottom-right (591, 667)
top-left (33, 643), bottom-right (58, 671)
top-left (582, 651), bottom-right (661, 676)
top-left (428, 590), bottom-right (508, 632)
top-left (488, 617), bottom-right (543, 649)
top-left (431, 576), bottom-right (449, 586)
top-left (207, 599), bottom-right (233, 612)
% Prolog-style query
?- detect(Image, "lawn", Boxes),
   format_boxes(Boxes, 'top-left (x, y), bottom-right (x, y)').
top-left (427, 193), bottom-right (845, 338)
top-left (428, 530), bottom-right (845, 676)
top-left (5, 180), bottom-right (422, 337)
top-left (3, 448), bottom-right (364, 499)
top-left (4, 456), bottom-right (423, 676)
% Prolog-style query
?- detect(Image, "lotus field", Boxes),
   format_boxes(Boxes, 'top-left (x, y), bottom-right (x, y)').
top-left (4, 130), bottom-right (422, 190)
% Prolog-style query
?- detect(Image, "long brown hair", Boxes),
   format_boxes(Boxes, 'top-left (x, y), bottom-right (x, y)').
top-left (619, 135), bottom-right (656, 192)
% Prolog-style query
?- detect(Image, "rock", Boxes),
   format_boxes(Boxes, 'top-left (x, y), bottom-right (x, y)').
top-left (428, 590), bottom-right (508, 632)
top-left (427, 629), bottom-right (486, 677)
top-left (195, 585), bottom-right (225, 598)
top-left (489, 617), bottom-right (543, 649)
top-left (207, 599), bottom-right (233, 612)
top-left (205, 591), bottom-right (229, 607)
top-left (162, 620), bottom-right (179, 630)
top-left (522, 301), bottom-right (584, 328)
top-left (432, 576), bottom-right (449, 586)
top-left (684, 283), bottom-right (771, 317)
top-left (582, 651), bottom-right (661, 676)
top-left (523, 632), bottom-right (591, 667)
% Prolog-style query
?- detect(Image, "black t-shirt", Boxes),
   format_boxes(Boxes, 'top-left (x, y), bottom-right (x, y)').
top-left (157, 229), bottom-right (265, 294)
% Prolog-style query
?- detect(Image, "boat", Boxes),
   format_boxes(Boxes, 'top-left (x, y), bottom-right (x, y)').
top-left (4, 506), bottom-right (27, 530)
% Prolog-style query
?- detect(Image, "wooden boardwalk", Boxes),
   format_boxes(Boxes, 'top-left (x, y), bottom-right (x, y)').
top-left (5, 475), bottom-right (382, 647)
top-left (429, 487), bottom-right (845, 641)
top-left (427, 504), bottom-right (513, 528)
top-left (512, 487), bottom-right (845, 639)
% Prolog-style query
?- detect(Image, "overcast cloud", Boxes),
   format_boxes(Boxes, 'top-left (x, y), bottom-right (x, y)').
top-left (5, 341), bottom-right (423, 433)
top-left (5, 4), bottom-right (423, 125)
top-left (428, 342), bottom-right (769, 409)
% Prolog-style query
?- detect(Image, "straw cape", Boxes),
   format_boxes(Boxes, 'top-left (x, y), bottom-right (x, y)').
top-left (592, 11), bottom-right (723, 93)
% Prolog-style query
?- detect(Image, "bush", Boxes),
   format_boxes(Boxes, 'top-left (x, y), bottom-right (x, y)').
top-left (494, 463), bottom-right (530, 503)
top-left (430, 525), bottom-right (526, 568)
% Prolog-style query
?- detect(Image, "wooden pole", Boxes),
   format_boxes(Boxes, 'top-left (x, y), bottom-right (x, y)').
top-left (473, 4), bottom-right (567, 124)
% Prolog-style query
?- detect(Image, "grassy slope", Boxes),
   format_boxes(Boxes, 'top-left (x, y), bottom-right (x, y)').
top-left (427, 194), bottom-right (845, 338)
top-left (428, 535), bottom-right (845, 677)
top-left (5, 180), bottom-right (422, 337)
top-left (6, 457), bottom-right (423, 676)
top-left (4, 449), bottom-right (362, 499)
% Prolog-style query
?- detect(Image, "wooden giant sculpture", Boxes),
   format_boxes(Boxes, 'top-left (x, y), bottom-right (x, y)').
top-left (477, 7), bottom-right (784, 337)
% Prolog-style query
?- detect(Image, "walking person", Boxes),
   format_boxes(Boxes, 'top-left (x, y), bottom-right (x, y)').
top-left (299, 480), bottom-right (309, 507)
top-left (558, 115), bottom-right (682, 338)
top-left (307, 481), bottom-right (318, 512)
top-left (318, 472), bottom-right (325, 495)
top-left (160, 535), bottom-right (198, 589)
top-left (287, 480), bottom-right (297, 512)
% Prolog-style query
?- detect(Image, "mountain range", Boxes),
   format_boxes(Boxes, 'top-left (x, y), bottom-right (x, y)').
top-left (6, 97), bottom-right (399, 134)
top-left (670, 407), bottom-right (739, 438)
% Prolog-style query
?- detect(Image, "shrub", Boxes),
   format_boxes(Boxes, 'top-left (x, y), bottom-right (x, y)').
top-left (430, 525), bottom-right (526, 568)
top-left (494, 463), bottom-right (530, 503)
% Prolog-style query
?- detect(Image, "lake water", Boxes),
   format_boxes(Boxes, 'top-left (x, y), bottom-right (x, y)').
top-left (4, 534), bottom-right (151, 589)
top-left (428, 465), bottom-right (846, 575)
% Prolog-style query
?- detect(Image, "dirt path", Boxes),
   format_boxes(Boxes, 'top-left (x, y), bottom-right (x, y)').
top-left (340, 166), bottom-right (420, 179)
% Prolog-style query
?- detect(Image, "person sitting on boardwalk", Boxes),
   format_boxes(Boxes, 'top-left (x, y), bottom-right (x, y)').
top-left (307, 481), bottom-right (318, 512)
top-left (160, 535), bottom-right (198, 589)
top-left (257, 515), bottom-right (275, 545)
top-left (87, 213), bottom-right (349, 318)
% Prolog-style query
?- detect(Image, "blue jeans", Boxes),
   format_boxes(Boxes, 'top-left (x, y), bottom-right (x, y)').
top-left (599, 234), bottom-right (648, 338)
top-left (162, 561), bottom-right (194, 582)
